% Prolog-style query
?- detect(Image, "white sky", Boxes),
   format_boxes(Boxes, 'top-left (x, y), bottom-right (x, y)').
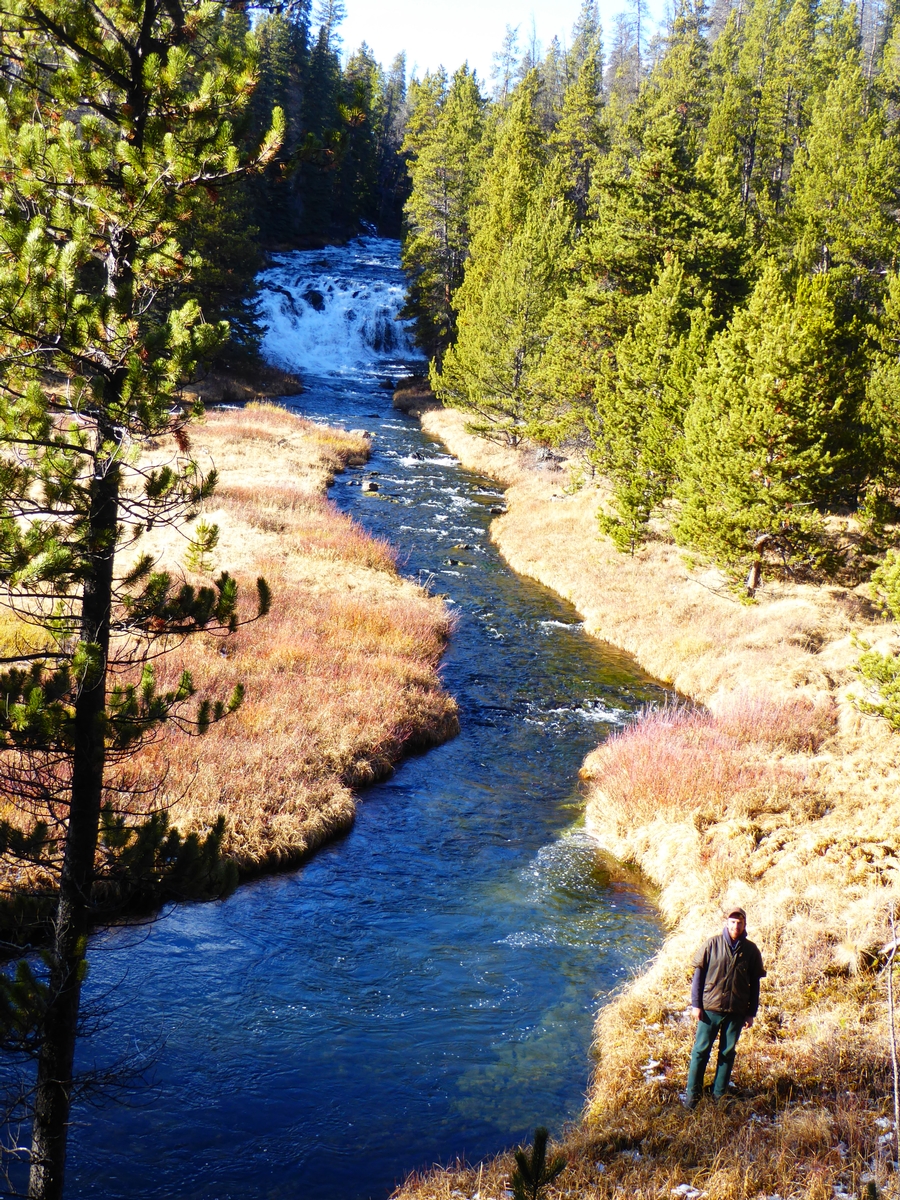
top-left (339, 0), bottom-right (658, 86)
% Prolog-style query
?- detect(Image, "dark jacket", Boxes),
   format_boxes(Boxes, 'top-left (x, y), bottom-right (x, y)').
top-left (691, 929), bottom-right (766, 1017)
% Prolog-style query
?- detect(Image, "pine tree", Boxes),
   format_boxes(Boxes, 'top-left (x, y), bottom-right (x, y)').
top-left (519, 17), bottom-right (544, 81)
top-left (788, 52), bottom-right (900, 300)
top-left (676, 263), bottom-right (857, 588)
top-left (431, 73), bottom-right (569, 442)
top-left (245, 4), bottom-right (311, 244)
top-left (534, 0), bottom-right (745, 461)
top-left (402, 66), bottom-right (485, 357)
top-left (550, 54), bottom-right (607, 225)
top-left (597, 259), bottom-right (712, 551)
top-left (335, 43), bottom-right (380, 227)
top-left (606, 12), bottom-right (643, 110)
top-left (492, 24), bottom-right (522, 103)
top-left (541, 37), bottom-right (570, 125)
top-left (700, 8), bottom-right (760, 217)
top-left (469, 70), bottom-right (546, 247)
top-left (0, 4), bottom-right (280, 1194)
top-left (432, 185), bottom-right (571, 443)
top-left (587, 0), bottom-right (748, 311)
top-left (747, 0), bottom-right (817, 225)
top-left (403, 68), bottom-right (449, 158)
top-left (511, 1128), bottom-right (566, 1200)
top-left (372, 52), bottom-right (410, 233)
top-left (699, 0), bottom-right (823, 245)
top-left (863, 271), bottom-right (900, 492)
top-left (570, 0), bottom-right (604, 79)
top-left (179, 6), bottom-right (267, 363)
top-left (296, 21), bottom-right (345, 240)
top-left (528, 237), bottom-right (640, 452)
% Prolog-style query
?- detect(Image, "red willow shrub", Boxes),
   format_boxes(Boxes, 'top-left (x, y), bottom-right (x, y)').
top-left (589, 693), bottom-right (831, 824)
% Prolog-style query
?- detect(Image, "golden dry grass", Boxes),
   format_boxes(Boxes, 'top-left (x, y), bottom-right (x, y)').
top-left (134, 404), bottom-right (459, 869)
top-left (394, 408), bottom-right (900, 1200)
top-left (0, 404), bottom-right (458, 893)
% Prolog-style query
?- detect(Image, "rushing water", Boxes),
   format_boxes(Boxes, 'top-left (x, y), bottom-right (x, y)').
top-left (57, 239), bottom-right (666, 1200)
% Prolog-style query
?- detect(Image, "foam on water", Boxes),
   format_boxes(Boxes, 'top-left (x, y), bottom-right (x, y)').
top-left (255, 238), bottom-right (424, 376)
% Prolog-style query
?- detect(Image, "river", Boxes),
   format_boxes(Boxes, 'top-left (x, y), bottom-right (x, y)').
top-left (59, 238), bottom-right (666, 1200)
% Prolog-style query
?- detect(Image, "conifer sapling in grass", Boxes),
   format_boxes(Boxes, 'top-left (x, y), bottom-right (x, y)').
top-left (510, 1126), bottom-right (567, 1200)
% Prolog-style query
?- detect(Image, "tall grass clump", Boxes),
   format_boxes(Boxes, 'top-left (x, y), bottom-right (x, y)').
top-left (589, 708), bottom-right (757, 824)
top-left (584, 693), bottom-right (834, 826)
top-left (714, 692), bottom-right (837, 752)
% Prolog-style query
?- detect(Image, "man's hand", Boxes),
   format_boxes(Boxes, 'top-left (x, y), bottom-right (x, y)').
top-left (744, 1017), bottom-right (754, 1029)
top-left (692, 1007), bottom-right (703, 1020)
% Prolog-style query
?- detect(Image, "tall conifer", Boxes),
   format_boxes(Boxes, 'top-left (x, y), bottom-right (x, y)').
top-left (597, 259), bottom-right (712, 550)
top-left (550, 55), bottom-right (607, 225)
top-left (0, 2), bottom-right (280, 1193)
top-left (676, 264), bottom-right (856, 587)
top-left (431, 73), bottom-right (568, 442)
top-left (587, 0), bottom-right (746, 307)
top-left (788, 54), bottom-right (900, 297)
top-left (863, 271), bottom-right (900, 490)
top-left (570, 0), bottom-right (605, 78)
top-left (402, 66), bottom-right (485, 358)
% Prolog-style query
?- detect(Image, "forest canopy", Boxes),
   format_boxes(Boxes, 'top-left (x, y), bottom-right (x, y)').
top-left (403, 0), bottom-right (900, 589)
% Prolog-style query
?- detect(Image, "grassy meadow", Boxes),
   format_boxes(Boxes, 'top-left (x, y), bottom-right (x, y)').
top-left (393, 407), bottom-right (900, 1200)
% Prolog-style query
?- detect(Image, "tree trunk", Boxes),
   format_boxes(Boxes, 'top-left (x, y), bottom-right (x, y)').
top-left (28, 449), bottom-right (119, 1200)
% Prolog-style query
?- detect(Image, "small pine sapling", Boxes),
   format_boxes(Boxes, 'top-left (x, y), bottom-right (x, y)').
top-left (850, 639), bottom-right (900, 730)
top-left (511, 1127), bottom-right (566, 1200)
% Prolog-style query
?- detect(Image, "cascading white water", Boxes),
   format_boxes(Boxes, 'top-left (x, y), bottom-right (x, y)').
top-left (255, 238), bottom-right (423, 376)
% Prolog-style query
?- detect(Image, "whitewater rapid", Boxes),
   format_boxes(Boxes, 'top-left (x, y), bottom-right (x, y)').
top-left (256, 238), bottom-right (423, 376)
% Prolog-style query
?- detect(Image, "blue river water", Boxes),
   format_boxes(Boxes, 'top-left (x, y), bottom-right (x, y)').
top-left (58, 239), bottom-right (666, 1200)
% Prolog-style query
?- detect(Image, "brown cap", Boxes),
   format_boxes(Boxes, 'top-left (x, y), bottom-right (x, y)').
top-left (726, 906), bottom-right (747, 921)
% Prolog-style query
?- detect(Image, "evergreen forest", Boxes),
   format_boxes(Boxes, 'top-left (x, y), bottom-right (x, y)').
top-left (404, 0), bottom-right (900, 591)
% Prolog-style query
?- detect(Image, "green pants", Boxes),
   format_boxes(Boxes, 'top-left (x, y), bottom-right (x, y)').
top-left (686, 1010), bottom-right (745, 1101)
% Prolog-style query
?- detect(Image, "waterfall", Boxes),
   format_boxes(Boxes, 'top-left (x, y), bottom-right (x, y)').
top-left (254, 238), bottom-right (424, 377)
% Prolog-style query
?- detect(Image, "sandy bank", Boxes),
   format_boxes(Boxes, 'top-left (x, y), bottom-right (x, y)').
top-left (396, 405), bottom-right (900, 1200)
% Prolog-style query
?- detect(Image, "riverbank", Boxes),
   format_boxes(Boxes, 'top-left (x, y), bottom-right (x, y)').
top-left (138, 403), bottom-right (459, 874)
top-left (0, 405), bottom-right (458, 923)
top-left (396, 404), bottom-right (900, 1200)
top-left (181, 360), bottom-right (303, 406)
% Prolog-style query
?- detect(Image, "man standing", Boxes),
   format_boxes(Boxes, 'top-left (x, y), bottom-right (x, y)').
top-left (685, 906), bottom-right (766, 1109)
